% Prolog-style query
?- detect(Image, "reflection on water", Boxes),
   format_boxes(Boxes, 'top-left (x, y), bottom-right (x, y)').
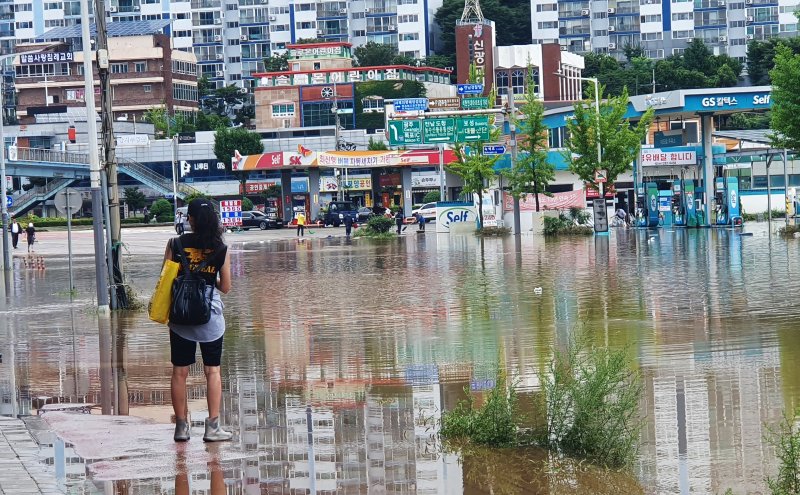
top-left (1, 226), bottom-right (799, 493)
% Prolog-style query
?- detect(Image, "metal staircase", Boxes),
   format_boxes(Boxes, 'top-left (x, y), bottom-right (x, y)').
top-left (9, 178), bottom-right (77, 217)
top-left (117, 158), bottom-right (206, 200)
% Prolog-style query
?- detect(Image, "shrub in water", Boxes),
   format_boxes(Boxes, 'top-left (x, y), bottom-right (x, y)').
top-left (766, 412), bottom-right (800, 495)
top-left (531, 339), bottom-right (643, 468)
top-left (366, 215), bottom-right (394, 234)
top-left (440, 370), bottom-right (519, 447)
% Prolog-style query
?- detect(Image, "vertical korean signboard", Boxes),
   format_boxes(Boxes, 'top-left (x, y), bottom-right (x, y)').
top-left (220, 200), bottom-right (242, 227)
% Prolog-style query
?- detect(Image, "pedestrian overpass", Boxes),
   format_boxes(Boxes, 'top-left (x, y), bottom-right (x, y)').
top-left (5, 147), bottom-right (204, 216)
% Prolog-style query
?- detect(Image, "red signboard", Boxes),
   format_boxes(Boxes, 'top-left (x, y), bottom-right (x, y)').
top-left (379, 173), bottom-right (401, 187)
top-left (240, 182), bottom-right (278, 194)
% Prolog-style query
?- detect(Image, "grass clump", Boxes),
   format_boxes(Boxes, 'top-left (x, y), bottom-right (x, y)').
top-left (766, 411), bottom-right (800, 495)
top-left (353, 215), bottom-right (396, 239)
top-left (542, 208), bottom-right (593, 236)
top-left (440, 338), bottom-right (642, 469)
top-left (778, 224), bottom-right (800, 238)
top-left (476, 226), bottom-right (511, 237)
top-left (440, 370), bottom-right (518, 447)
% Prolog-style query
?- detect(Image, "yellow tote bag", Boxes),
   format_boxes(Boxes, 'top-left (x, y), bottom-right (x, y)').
top-left (148, 259), bottom-right (180, 324)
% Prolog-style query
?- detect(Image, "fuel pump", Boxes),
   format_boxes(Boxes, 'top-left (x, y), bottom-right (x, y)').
top-left (672, 179), bottom-right (686, 227)
top-left (635, 183), bottom-right (647, 227)
top-left (714, 176), bottom-right (742, 226)
top-left (714, 177), bottom-right (727, 225)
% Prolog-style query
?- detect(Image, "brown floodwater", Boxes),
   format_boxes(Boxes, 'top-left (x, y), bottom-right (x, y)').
top-left (1, 224), bottom-right (799, 494)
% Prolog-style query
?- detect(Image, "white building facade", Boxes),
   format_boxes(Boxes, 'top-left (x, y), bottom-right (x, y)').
top-left (6, 0), bottom-right (443, 87)
top-left (530, 0), bottom-right (797, 61)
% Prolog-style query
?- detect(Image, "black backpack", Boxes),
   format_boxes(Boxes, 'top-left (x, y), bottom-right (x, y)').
top-left (170, 237), bottom-right (215, 326)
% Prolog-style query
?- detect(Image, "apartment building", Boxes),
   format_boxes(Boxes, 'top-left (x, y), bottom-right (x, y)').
top-left (5, 0), bottom-right (444, 89)
top-left (530, 0), bottom-right (799, 61)
top-left (14, 31), bottom-right (198, 123)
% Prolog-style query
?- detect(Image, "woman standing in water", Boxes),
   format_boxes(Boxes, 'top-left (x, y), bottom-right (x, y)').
top-left (162, 198), bottom-right (233, 442)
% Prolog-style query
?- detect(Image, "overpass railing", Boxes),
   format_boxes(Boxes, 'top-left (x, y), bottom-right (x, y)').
top-left (8, 147), bottom-right (89, 165)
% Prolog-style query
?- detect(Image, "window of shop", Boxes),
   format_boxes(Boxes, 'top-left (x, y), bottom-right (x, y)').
top-left (302, 101), bottom-right (354, 128)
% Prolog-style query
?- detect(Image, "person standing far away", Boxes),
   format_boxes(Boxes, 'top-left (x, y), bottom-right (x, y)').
top-left (10, 218), bottom-right (20, 249)
top-left (162, 198), bottom-right (233, 443)
top-left (296, 210), bottom-right (306, 237)
top-left (25, 222), bottom-right (35, 253)
top-left (417, 212), bottom-right (426, 233)
top-left (395, 209), bottom-right (403, 235)
top-left (175, 211), bottom-right (185, 235)
top-left (343, 213), bottom-right (354, 237)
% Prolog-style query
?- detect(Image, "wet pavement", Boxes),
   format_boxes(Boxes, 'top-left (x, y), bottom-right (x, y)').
top-left (0, 417), bottom-right (61, 494)
top-left (0, 223), bottom-right (799, 494)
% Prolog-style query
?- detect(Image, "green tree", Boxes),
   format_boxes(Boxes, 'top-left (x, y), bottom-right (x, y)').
top-left (123, 186), bottom-right (147, 213)
top-left (504, 71), bottom-right (553, 211)
top-left (367, 137), bottom-right (388, 150)
top-left (296, 37), bottom-right (325, 44)
top-left (263, 184), bottom-right (282, 203)
top-left (353, 41), bottom-right (398, 67)
top-left (747, 37), bottom-right (800, 85)
top-left (769, 44), bottom-right (800, 150)
top-left (195, 111), bottom-right (231, 131)
top-left (264, 52), bottom-right (290, 72)
top-left (241, 197), bottom-right (254, 211)
top-left (450, 144), bottom-right (498, 227)
top-left (144, 107), bottom-right (194, 137)
top-left (434, 0), bottom-right (531, 58)
top-left (149, 198), bottom-right (173, 222)
top-left (422, 191), bottom-right (441, 203)
top-left (564, 86), bottom-right (653, 192)
top-left (214, 126), bottom-right (264, 192)
top-left (184, 191), bottom-right (211, 204)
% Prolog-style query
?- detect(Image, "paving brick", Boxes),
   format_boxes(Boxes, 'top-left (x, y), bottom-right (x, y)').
top-left (0, 419), bottom-right (62, 495)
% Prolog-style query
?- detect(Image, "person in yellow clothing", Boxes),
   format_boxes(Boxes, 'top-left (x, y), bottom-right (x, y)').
top-left (296, 211), bottom-right (306, 237)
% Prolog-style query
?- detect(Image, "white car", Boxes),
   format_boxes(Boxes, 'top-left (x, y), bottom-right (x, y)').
top-left (411, 202), bottom-right (437, 221)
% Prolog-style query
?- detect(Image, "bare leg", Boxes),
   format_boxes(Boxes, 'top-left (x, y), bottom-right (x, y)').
top-left (204, 366), bottom-right (222, 419)
top-left (171, 366), bottom-right (190, 420)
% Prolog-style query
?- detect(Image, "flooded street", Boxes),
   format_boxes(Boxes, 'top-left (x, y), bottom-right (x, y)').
top-left (1, 225), bottom-right (799, 494)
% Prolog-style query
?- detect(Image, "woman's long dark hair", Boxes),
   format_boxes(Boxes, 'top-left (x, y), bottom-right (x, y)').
top-left (191, 205), bottom-right (224, 250)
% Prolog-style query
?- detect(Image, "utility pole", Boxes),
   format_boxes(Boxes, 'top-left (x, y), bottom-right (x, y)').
top-left (94, 0), bottom-right (124, 308)
top-left (0, 61), bottom-right (11, 271)
top-left (508, 89), bottom-right (521, 235)
top-left (80, 0), bottom-right (109, 308)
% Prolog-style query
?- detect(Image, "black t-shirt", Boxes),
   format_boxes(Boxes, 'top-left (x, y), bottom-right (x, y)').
top-left (171, 234), bottom-right (227, 285)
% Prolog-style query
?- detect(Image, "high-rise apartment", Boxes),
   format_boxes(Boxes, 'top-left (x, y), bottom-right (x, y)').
top-left (7, 0), bottom-right (443, 88)
top-left (530, 0), bottom-right (799, 61)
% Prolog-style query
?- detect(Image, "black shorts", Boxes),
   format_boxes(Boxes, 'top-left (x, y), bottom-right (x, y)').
top-left (169, 330), bottom-right (223, 367)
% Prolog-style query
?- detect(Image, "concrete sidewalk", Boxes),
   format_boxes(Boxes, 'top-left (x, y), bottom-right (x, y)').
top-left (0, 417), bottom-right (62, 495)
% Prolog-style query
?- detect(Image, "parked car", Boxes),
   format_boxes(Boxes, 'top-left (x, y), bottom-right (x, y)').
top-left (357, 206), bottom-right (374, 222)
top-left (411, 202), bottom-right (437, 221)
top-left (323, 201), bottom-right (359, 227)
top-left (241, 210), bottom-right (283, 230)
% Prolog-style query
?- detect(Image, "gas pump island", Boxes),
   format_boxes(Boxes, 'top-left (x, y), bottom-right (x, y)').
top-left (542, 87), bottom-right (771, 228)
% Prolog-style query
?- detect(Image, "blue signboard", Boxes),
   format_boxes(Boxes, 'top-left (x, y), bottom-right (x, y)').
top-left (457, 84), bottom-right (484, 95)
top-left (5, 195), bottom-right (11, 208)
top-left (393, 98), bottom-right (428, 112)
top-left (483, 145), bottom-right (506, 155)
top-left (654, 132), bottom-right (683, 148)
top-left (291, 177), bottom-right (309, 193)
top-left (684, 93), bottom-right (771, 112)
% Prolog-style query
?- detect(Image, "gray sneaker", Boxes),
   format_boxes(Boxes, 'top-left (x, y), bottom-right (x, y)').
top-left (203, 417), bottom-right (232, 442)
top-left (174, 418), bottom-right (190, 442)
